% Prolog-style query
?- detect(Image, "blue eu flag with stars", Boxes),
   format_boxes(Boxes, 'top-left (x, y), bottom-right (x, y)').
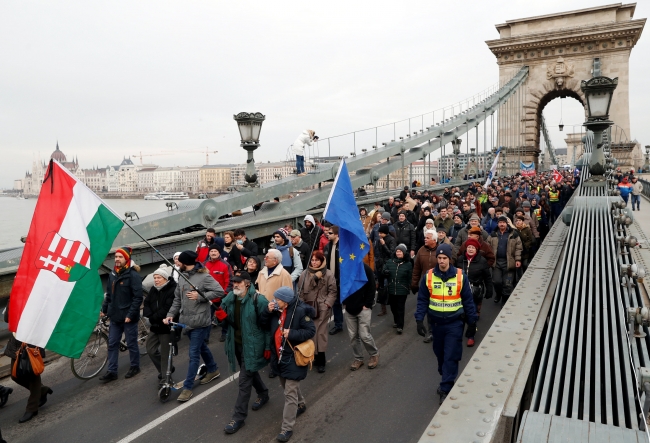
top-left (323, 160), bottom-right (369, 302)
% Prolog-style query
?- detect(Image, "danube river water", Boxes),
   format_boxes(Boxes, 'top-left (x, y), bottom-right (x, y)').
top-left (0, 196), bottom-right (180, 249)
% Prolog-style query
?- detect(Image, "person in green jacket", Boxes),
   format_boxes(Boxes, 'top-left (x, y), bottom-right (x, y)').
top-left (222, 271), bottom-right (272, 435)
top-left (383, 244), bottom-right (414, 334)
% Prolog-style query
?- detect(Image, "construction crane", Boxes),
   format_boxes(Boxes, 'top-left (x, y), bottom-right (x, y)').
top-left (132, 151), bottom-right (176, 165)
top-left (134, 148), bottom-right (219, 165)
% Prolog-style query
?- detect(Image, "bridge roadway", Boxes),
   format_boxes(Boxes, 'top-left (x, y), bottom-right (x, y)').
top-left (0, 295), bottom-right (502, 443)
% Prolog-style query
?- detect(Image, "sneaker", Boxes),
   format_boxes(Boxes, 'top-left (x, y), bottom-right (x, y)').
top-left (200, 370), bottom-right (221, 385)
top-left (467, 338), bottom-right (475, 347)
top-left (437, 388), bottom-right (448, 405)
top-left (423, 334), bottom-right (433, 343)
top-left (494, 296), bottom-right (501, 304)
top-left (350, 360), bottom-right (364, 371)
top-left (251, 396), bottom-right (269, 411)
top-left (368, 354), bottom-right (379, 369)
top-left (224, 419), bottom-right (245, 434)
top-left (219, 333), bottom-right (227, 342)
top-left (296, 403), bottom-right (306, 416)
top-left (99, 372), bottom-right (118, 383)
top-left (277, 430), bottom-right (293, 442)
top-left (125, 367), bottom-right (141, 379)
top-left (329, 327), bottom-right (343, 336)
top-left (177, 389), bottom-right (193, 402)
top-left (396, 328), bottom-right (403, 334)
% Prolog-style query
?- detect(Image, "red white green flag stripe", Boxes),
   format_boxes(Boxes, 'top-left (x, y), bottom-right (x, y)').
top-left (9, 160), bottom-right (123, 358)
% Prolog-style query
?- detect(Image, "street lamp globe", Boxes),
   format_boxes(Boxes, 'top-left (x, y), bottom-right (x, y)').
top-left (233, 112), bottom-right (266, 187)
top-left (581, 77), bottom-right (618, 120)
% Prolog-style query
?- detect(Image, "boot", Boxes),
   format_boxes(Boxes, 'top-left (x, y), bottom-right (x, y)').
top-left (377, 304), bottom-right (387, 316)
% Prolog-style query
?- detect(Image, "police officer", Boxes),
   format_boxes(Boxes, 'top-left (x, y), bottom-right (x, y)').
top-left (414, 243), bottom-right (478, 405)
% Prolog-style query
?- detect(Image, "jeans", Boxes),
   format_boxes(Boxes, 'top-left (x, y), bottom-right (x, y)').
top-left (233, 345), bottom-right (268, 422)
top-left (632, 194), bottom-right (641, 210)
top-left (493, 264), bottom-right (515, 303)
top-left (429, 317), bottom-right (464, 393)
top-left (296, 155), bottom-right (305, 174)
top-left (107, 320), bottom-right (140, 373)
top-left (146, 332), bottom-right (170, 376)
top-left (345, 309), bottom-right (379, 360)
top-left (622, 193), bottom-right (630, 204)
top-left (279, 377), bottom-right (305, 432)
top-left (184, 326), bottom-right (218, 390)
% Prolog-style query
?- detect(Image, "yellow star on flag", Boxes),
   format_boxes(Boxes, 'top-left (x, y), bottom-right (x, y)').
top-left (339, 257), bottom-right (344, 263)
top-left (349, 253), bottom-right (356, 260)
top-left (359, 243), bottom-right (365, 250)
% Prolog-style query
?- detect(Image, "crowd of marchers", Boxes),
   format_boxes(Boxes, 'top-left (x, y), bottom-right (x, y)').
top-left (1, 167), bottom-right (584, 443)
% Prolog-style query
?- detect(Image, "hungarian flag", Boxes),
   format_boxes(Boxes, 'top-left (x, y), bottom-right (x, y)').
top-left (9, 160), bottom-right (123, 358)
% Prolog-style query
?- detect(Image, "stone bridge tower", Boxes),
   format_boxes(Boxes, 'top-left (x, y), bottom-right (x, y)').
top-left (486, 3), bottom-right (645, 171)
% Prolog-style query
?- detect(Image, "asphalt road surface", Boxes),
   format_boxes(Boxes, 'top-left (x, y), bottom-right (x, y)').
top-left (0, 295), bottom-right (501, 443)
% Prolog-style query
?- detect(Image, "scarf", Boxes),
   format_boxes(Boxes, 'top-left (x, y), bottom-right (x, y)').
top-left (153, 279), bottom-right (170, 290)
top-left (223, 242), bottom-right (233, 254)
top-left (308, 263), bottom-right (327, 288)
top-left (274, 309), bottom-right (287, 359)
top-left (275, 244), bottom-right (293, 268)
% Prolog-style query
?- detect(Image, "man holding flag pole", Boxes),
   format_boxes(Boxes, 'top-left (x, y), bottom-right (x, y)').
top-left (323, 161), bottom-right (379, 370)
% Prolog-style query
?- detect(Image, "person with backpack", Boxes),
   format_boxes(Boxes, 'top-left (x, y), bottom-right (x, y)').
top-left (222, 272), bottom-right (272, 435)
top-left (272, 231), bottom-right (303, 283)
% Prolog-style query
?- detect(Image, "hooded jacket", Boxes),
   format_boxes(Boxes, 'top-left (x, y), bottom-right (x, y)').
top-left (292, 130), bottom-right (315, 156)
top-left (103, 263), bottom-right (143, 323)
top-left (167, 263), bottom-right (224, 329)
top-left (300, 215), bottom-right (323, 251)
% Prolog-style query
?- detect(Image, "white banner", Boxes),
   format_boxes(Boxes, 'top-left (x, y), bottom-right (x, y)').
top-left (484, 147), bottom-right (501, 187)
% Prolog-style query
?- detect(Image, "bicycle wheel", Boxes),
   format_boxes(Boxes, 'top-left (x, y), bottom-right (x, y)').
top-left (137, 318), bottom-right (149, 355)
top-left (70, 331), bottom-right (109, 380)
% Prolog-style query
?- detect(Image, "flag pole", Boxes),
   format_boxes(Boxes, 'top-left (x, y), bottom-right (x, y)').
top-left (120, 220), bottom-right (213, 305)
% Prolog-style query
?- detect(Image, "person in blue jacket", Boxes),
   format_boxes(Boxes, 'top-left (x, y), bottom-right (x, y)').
top-left (414, 243), bottom-right (477, 405)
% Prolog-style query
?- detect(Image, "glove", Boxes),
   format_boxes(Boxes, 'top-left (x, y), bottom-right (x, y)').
top-left (214, 307), bottom-right (227, 322)
top-left (416, 321), bottom-right (427, 337)
top-left (465, 323), bottom-right (477, 338)
top-left (264, 350), bottom-right (271, 360)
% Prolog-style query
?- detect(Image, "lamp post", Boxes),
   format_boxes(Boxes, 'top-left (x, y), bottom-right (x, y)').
top-left (233, 112), bottom-right (266, 188)
top-left (581, 76), bottom-right (618, 176)
top-left (451, 138), bottom-right (462, 182)
top-left (644, 145), bottom-right (650, 173)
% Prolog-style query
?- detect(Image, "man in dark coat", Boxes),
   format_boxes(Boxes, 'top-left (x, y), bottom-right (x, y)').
top-left (100, 246), bottom-right (143, 382)
top-left (233, 228), bottom-right (259, 262)
top-left (261, 287), bottom-right (316, 442)
top-left (394, 212), bottom-right (416, 258)
top-left (290, 230), bottom-right (312, 270)
top-left (300, 215), bottom-right (323, 251)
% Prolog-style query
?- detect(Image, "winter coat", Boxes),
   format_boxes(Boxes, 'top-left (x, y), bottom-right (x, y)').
top-left (455, 238), bottom-right (496, 267)
top-left (143, 279), bottom-right (177, 334)
top-left (196, 236), bottom-right (214, 264)
top-left (238, 239), bottom-right (259, 260)
top-left (618, 182), bottom-right (632, 198)
top-left (204, 258), bottom-right (233, 297)
top-left (453, 225), bottom-right (488, 257)
top-left (632, 181), bottom-right (643, 196)
top-left (167, 264), bottom-right (224, 329)
top-left (343, 264), bottom-right (376, 315)
top-left (374, 234), bottom-right (396, 272)
top-left (297, 267), bottom-right (337, 353)
top-left (292, 130), bottom-right (315, 156)
top-left (517, 226), bottom-right (534, 261)
top-left (487, 228), bottom-right (523, 271)
top-left (383, 256), bottom-right (413, 297)
top-left (261, 299), bottom-right (316, 381)
top-left (256, 265), bottom-right (294, 302)
top-left (414, 264), bottom-right (478, 324)
top-left (448, 223), bottom-right (465, 244)
top-left (221, 283), bottom-right (271, 373)
top-left (323, 240), bottom-right (340, 284)
top-left (300, 222), bottom-right (323, 252)
top-left (434, 216), bottom-right (454, 234)
top-left (394, 220), bottom-right (416, 252)
top-left (103, 264), bottom-right (143, 323)
top-left (455, 251), bottom-right (494, 300)
top-left (294, 239), bottom-right (312, 270)
top-left (411, 244), bottom-right (438, 291)
top-left (369, 222), bottom-right (397, 243)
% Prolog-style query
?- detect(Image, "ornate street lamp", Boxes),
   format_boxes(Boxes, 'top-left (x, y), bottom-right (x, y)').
top-left (581, 76), bottom-right (618, 176)
top-left (644, 145), bottom-right (650, 173)
top-left (451, 138), bottom-right (462, 182)
top-left (233, 112), bottom-right (266, 187)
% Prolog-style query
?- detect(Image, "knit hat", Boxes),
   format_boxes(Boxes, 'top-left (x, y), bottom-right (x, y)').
top-left (273, 230), bottom-right (289, 243)
top-left (379, 225), bottom-right (390, 234)
top-left (468, 226), bottom-right (482, 236)
top-left (425, 218), bottom-right (434, 225)
top-left (153, 267), bottom-right (169, 280)
top-left (274, 286), bottom-right (295, 303)
top-left (436, 243), bottom-right (453, 259)
top-left (115, 246), bottom-right (132, 263)
top-left (497, 215), bottom-right (509, 223)
top-left (381, 212), bottom-right (391, 221)
top-left (395, 243), bottom-right (408, 256)
top-left (178, 250), bottom-right (198, 266)
top-left (465, 238), bottom-right (481, 251)
top-left (173, 251), bottom-right (182, 258)
top-left (209, 243), bottom-right (221, 251)
top-left (469, 213), bottom-right (480, 221)
top-left (232, 271), bottom-right (252, 283)
top-left (522, 201), bottom-right (531, 208)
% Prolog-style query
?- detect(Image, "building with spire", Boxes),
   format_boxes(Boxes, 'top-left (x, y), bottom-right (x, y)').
top-left (19, 142), bottom-right (79, 195)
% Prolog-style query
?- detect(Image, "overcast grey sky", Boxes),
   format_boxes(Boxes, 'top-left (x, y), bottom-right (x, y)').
top-left (1, 1), bottom-right (648, 188)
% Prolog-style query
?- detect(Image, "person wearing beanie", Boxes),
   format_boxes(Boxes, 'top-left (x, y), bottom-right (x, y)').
top-left (374, 221), bottom-right (396, 317)
top-left (520, 200), bottom-right (539, 242)
top-left (414, 239), bottom-right (477, 405)
top-left (272, 230), bottom-right (303, 283)
top-left (455, 236), bottom-right (493, 348)
top-left (297, 251), bottom-right (337, 373)
top-left (143, 266), bottom-right (178, 382)
top-left (290, 230), bottom-right (311, 270)
top-left (221, 268), bottom-right (272, 435)
top-left (196, 228), bottom-right (217, 264)
top-left (453, 212), bottom-right (488, 259)
top-left (205, 244), bottom-right (234, 342)
top-left (164, 250), bottom-right (224, 402)
top-left (415, 216), bottom-right (435, 252)
top-left (448, 214), bottom-right (465, 245)
top-left (369, 211), bottom-right (396, 243)
top-left (487, 213), bottom-right (523, 305)
top-left (261, 287), bottom-right (316, 442)
top-left (514, 216), bottom-right (534, 269)
top-left (383, 243), bottom-right (413, 334)
top-left (100, 247), bottom-right (143, 383)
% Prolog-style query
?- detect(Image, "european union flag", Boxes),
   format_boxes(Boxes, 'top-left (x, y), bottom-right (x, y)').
top-left (323, 160), bottom-right (369, 302)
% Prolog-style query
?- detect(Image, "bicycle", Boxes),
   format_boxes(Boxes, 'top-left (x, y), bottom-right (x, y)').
top-left (70, 316), bottom-right (150, 380)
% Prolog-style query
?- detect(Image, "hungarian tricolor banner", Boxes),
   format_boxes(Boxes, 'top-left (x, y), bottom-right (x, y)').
top-left (552, 168), bottom-right (563, 183)
top-left (9, 160), bottom-right (123, 358)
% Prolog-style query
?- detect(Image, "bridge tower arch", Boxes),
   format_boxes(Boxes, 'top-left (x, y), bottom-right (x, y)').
top-left (486, 3), bottom-right (645, 171)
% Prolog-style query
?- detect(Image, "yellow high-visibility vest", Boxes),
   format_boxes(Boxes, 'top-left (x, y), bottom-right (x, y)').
top-left (549, 191), bottom-right (559, 203)
top-left (534, 208), bottom-right (542, 221)
top-left (426, 268), bottom-right (464, 313)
